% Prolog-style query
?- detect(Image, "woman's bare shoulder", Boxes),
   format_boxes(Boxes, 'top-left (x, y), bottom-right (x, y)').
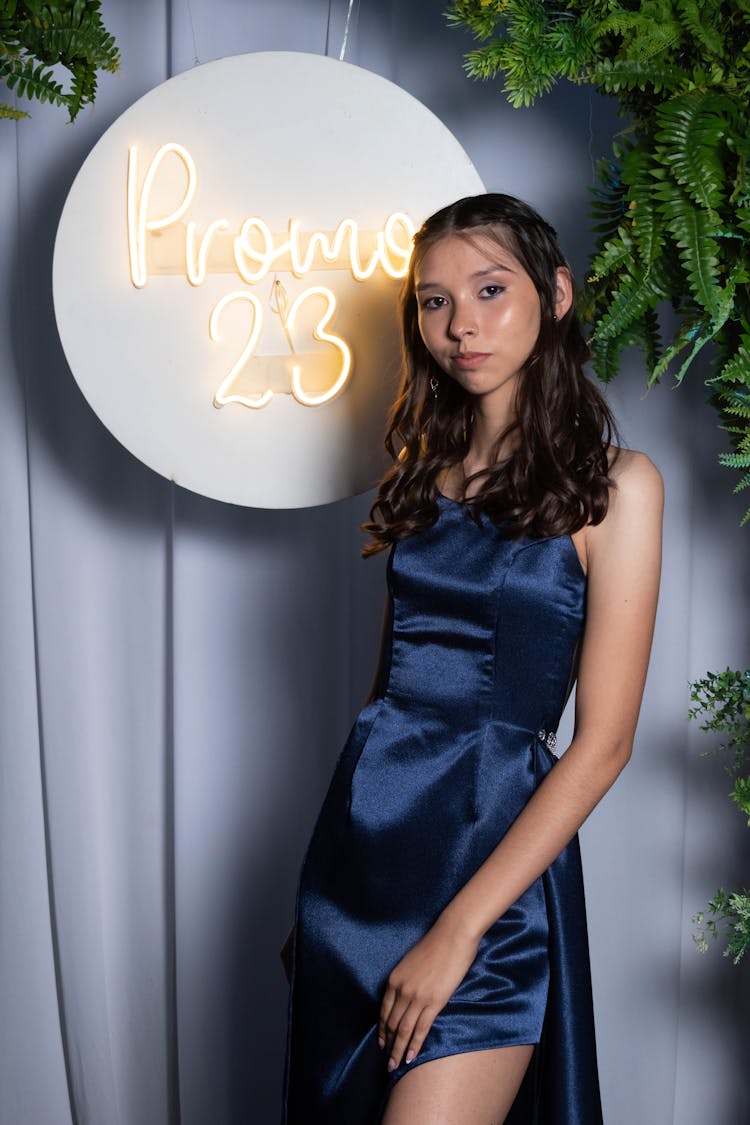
top-left (585, 446), bottom-right (664, 558)
top-left (607, 445), bottom-right (664, 497)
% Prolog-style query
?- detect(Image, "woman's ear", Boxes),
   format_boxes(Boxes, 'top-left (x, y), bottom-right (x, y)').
top-left (554, 267), bottom-right (574, 320)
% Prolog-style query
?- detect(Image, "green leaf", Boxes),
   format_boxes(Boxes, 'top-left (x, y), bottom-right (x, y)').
top-left (2, 0), bottom-right (119, 121)
top-left (2, 55), bottom-right (65, 107)
top-left (621, 144), bottom-right (664, 266)
top-left (655, 91), bottom-right (730, 211)
top-left (589, 228), bottom-right (633, 281)
top-left (706, 336), bottom-right (750, 385)
top-left (648, 317), bottom-right (710, 386)
top-left (588, 57), bottom-right (684, 96)
top-left (676, 0), bottom-right (725, 59)
top-left (0, 100), bottom-right (27, 119)
top-left (592, 258), bottom-right (671, 344)
top-left (719, 451), bottom-right (750, 468)
top-left (657, 186), bottom-right (723, 316)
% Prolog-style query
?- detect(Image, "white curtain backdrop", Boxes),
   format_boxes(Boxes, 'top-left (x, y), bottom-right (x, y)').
top-left (1, 2), bottom-right (748, 1123)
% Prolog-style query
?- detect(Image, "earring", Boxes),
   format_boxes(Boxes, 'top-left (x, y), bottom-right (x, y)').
top-left (552, 313), bottom-right (558, 322)
top-left (430, 375), bottom-right (439, 399)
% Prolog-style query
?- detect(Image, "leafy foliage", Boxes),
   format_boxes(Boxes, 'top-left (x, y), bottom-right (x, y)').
top-left (688, 668), bottom-right (750, 963)
top-left (0, 0), bottom-right (119, 121)
top-left (447, 0), bottom-right (750, 520)
top-left (689, 667), bottom-right (750, 771)
top-left (693, 889), bottom-right (750, 965)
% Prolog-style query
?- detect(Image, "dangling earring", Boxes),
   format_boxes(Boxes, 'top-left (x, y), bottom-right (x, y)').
top-left (430, 375), bottom-right (439, 399)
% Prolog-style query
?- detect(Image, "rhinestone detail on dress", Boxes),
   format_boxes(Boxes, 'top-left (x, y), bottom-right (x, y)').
top-left (537, 728), bottom-right (558, 752)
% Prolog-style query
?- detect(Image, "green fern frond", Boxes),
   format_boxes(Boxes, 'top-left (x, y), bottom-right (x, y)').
top-left (590, 309), bottom-right (662, 383)
top-left (720, 400), bottom-right (750, 419)
top-left (590, 279), bottom-right (650, 344)
top-left (719, 451), bottom-right (750, 469)
top-left (671, 320), bottom-right (726, 386)
top-left (588, 57), bottom-right (684, 96)
top-left (446, 1), bottom-right (506, 41)
top-left (647, 316), bottom-right (710, 386)
top-left (641, 306), bottom-right (662, 370)
top-left (626, 27), bottom-right (683, 66)
top-left (588, 327), bottom-right (622, 384)
top-left (707, 336), bottom-right (750, 384)
top-left (653, 278), bottom-right (735, 385)
top-left (0, 101), bottom-right (28, 119)
top-left (714, 385), bottom-right (750, 415)
top-left (18, 20), bottom-right (118, 72)
top-left (655, 92), bottom-right (730, 211)
top-left (590, 149), bottom-right (629, 240)
top-left (657, 187), bottom-right (722, 315)
top-left (592, 260), bottom-right (671, 344)
top-left (588, 231), bottom-right (634, 281)
top-left (720, 425), bottom-right (750, 443)
top-left (621, 145), bottom-right (664, 266)
top-left (676, 0), bottom-right (725, 59)
top-left (0, 55), bottom-right (65, 108)
top-left (2, 0), bottom-right (119, 121)
top-left (599, 10), bottom-right (660, 38)
top-left (66, 59), bottom-right (95, 118)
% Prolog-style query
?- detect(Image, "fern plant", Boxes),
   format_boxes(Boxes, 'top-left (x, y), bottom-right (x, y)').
top-left (0, 0), bottom-right (119, 121)
top-left (688, 668), bottom-right (750, 964)
top-left (447, 0), bottom-right (750, 520)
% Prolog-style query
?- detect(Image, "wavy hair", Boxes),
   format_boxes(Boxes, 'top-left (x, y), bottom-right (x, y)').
top-left (361, 193), bottom-right (620, 556)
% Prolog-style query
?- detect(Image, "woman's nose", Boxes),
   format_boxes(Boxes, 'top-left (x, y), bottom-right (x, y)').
top-left (448, 303), bottom-right (477, 340)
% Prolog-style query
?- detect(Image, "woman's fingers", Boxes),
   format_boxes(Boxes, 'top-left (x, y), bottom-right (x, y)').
top-left (377, 918), bottom-right (481, 1068)
top-left (380, 987), bottom-right (411, 1054)
top-left (384, 999), bottom-right (422, 1070)
top-left (378, 984), bottom-right (396, 1049)
top-left (380, 983), bottom-right (437, 1070)
top-left (402, 1009), bottom-right (434, 1064)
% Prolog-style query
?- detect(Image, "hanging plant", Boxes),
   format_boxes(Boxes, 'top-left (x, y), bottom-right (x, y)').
top-left (688, 668), bottom-right (750, 964)
top-left (447, 0), bottom-right (750, 521)
top-left (0, 0), bottom-right (119, 122)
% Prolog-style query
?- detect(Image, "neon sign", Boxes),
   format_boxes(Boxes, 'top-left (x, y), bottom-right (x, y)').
top-left (126, 143), bottom-right (414, 409)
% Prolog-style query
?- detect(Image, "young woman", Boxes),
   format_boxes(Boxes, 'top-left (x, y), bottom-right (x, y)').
top-left (281, 193), bottom-right (663, 1124)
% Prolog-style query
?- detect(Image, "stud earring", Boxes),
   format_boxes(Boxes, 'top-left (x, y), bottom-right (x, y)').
top-left (430, 375), bottom-right (439, 399)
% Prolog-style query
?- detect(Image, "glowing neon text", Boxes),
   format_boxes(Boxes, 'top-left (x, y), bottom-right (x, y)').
top-left (127, 143), bottom-right (413, 409)
top-left (127, 143), bottom-right (414, 289)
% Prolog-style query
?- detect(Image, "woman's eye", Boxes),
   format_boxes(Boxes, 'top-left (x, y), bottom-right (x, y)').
top-left (421, 295), bottom-right (447, 310)
top-left (480, 284), bottom-right (505, 298)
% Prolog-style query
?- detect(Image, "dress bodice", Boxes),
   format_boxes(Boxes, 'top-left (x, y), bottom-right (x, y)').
top-left (385, 495), bottom-right (587, 737)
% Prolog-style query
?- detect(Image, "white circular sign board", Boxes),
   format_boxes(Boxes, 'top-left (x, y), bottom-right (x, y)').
top-left (53, 52), bottom-right (484, 507)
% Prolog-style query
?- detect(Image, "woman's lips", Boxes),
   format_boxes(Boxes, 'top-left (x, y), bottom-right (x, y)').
top-left (452, 351), bottom-right (490, 369)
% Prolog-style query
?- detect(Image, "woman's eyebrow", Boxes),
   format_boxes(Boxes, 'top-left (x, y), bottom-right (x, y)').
top-left (471, 264), bottom-right (516, 279)
top-left (415, 264), bottom-right (516, 292)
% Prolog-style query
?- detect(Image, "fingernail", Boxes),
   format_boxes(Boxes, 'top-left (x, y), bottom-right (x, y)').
top-left (387, 1058), bottom-right (396, 1072)
top-left (405, 1052), bottom-right (414, 1064)
top-left (377, 1036), bottom-right (385, 1049)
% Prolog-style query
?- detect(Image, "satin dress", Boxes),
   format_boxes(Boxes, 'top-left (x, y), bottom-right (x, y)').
top-left (282, 494), bottom-right (603, 1124)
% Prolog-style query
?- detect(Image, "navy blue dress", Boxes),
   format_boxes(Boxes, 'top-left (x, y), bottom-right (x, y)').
top-left (282, 495), bottom-right (603, 1123)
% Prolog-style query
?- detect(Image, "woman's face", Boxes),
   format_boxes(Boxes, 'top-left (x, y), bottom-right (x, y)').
top-left (414, 232), bottom-right (542, 412)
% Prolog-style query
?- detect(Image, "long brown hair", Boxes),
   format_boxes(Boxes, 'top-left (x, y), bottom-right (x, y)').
top-left (361, 193), bottom-right (620, 556)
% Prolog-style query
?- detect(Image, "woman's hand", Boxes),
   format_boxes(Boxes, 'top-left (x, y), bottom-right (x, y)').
top-left (378, 915), bottom-right (480, 1072)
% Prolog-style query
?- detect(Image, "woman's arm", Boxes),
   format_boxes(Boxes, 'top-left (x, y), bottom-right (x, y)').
top-left (378, 450), bottom-right (664, 1071)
